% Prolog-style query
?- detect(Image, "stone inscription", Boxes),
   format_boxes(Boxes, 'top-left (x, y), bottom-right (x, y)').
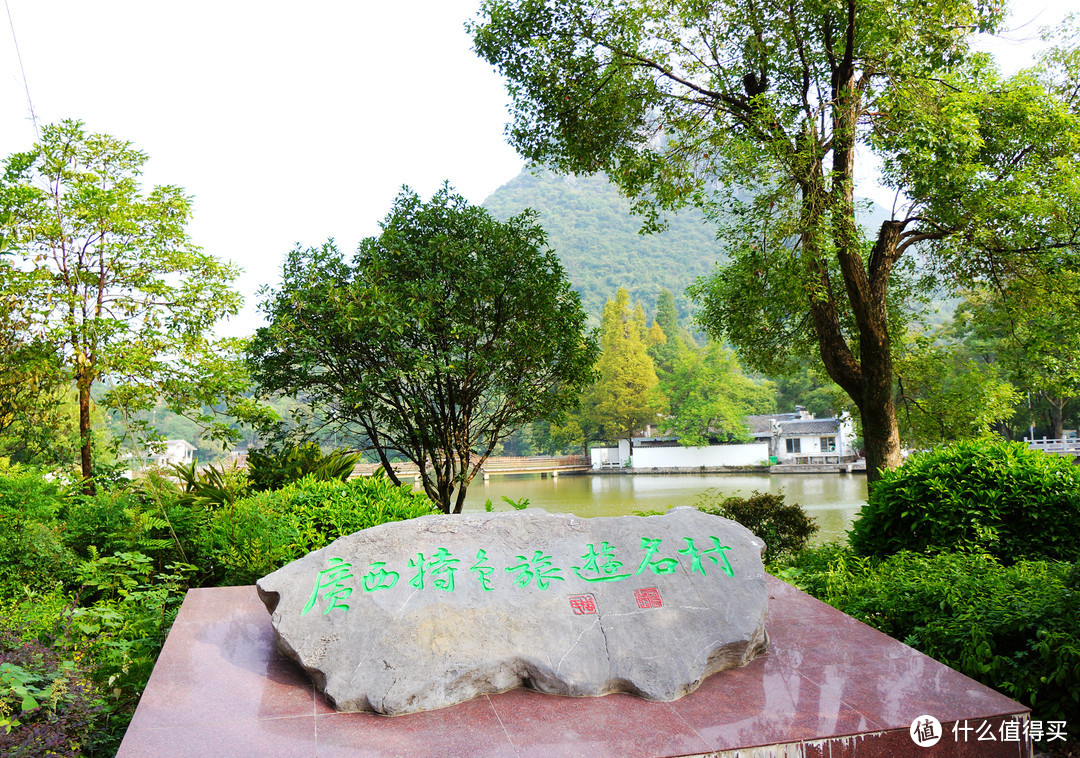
top-left (302, 535), bottom-right (735, 616)
top-left (257, 507), bottom-right (769, 716)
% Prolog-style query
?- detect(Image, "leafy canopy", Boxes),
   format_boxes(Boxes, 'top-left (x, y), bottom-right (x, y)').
top-left (0, 120), bottom-right (257, 486)
top-left (249, 184), bottom-right (598, 513)
top-left (472, 0), bottom-right (1080, 482)
top-left (583, 288), bottom-right (666, 441)
top-left (662, 341), bottom-right (776, 447)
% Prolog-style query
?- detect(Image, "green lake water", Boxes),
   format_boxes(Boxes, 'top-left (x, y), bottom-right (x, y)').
top-left (460, 472), bottom-right (867, 544)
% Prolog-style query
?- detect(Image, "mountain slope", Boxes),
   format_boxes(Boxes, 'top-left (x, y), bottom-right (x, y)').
top-left (483, 166), bottom-right (899, 324)
top-left (483, 166), bottom-right (723, 320)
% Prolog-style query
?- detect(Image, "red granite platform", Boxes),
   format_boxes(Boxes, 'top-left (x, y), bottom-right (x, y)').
top-left (117, 576), bottom-right (1031, 757)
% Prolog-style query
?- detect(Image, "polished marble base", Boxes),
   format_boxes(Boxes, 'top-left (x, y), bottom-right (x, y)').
top-left (117, 577), bottom-right (1031, 757)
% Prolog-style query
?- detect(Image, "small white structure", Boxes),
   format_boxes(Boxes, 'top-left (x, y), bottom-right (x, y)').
top-left (149, 439), bottom-right (197, 467)
top-left (591, 437), bottom-right (768, 470)
top-left (744, 407), bottom-right (856, 463)
top-left (590, 440), bottom-right (631, 469)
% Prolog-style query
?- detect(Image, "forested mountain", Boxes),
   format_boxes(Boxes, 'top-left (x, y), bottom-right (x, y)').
top-left (483, 166), bottom-right (723, 321)
top-left (483, 165), bottom-right (897, 323)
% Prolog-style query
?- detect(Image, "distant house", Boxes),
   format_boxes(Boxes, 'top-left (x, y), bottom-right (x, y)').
top-left (590, 435), bottom-right (768, 470)
top-left (744, 407), bottom-right (856, 462)
top-left (148, 439), bottom-right (197, 467)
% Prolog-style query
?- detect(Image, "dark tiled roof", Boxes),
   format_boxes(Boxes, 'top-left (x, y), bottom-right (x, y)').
top-left (746, 415), bottom-right (841, 437)
top-left (745, 413), bottom-right (798, 433)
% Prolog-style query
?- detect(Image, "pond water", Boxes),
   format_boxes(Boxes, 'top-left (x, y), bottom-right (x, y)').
top-left (461, 472), bottom-right (867, 544)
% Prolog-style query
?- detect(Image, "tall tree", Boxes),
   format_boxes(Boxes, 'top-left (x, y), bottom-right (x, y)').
top-left (662, 341), bottom-right (776, 446)
top-left (893, 331), bottom-right (1020, 447)
top-left (585, 288), bottom-right (666, 440)
top-left (0, 121), bottom-right (250, 490)
top-left (958, 276), bottom-right (1080, 439)
top-left (472, 1), bottom-right (1080, 483)
top-left (647, 288), bottom-right (690, 378)
top-left (249, 184), bottom-right (598, 514)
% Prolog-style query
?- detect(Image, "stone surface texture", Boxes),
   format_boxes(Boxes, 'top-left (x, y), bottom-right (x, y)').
top-left (255, 507), bottom-right (768, 715)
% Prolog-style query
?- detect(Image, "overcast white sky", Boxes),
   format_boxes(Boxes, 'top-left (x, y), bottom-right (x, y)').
top-left (1, 1), bottom-right (1074, 336)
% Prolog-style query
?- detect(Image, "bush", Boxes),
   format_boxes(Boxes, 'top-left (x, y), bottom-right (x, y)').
top-left (61, 482), bottom-right (207, 572)
top-left (776, 545), bottom-right (1080, 727)
top-left (0, 470), bottom-right (77, 592)
top-left (200, 474), bottom-right (439, 585)
top-left (170, 460), bottom-right (251, 510)
top-left (245, 443), bottom-right (362, 493)
top-left (695, 489), bottom-right (817, 563)
top-left (0, 470), bottom-right (201, 754)
top-left (850, 439), bottom-right (1080, 562)
top-left (71, 554), bottom-right (195, 713)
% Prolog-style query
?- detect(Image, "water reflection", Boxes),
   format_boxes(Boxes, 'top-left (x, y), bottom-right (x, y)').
top-left (463, 472), bottom-right (867, 544)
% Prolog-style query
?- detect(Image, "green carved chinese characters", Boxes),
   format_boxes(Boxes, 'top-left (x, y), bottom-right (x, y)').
top-left (303, 534), bottom-right (736, 612)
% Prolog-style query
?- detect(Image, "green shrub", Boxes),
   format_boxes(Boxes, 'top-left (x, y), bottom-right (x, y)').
top-left (128, 472), bottom-right (214, 565)
top-left (695, 489), bottom-right (817, 563)
top-left (0, 470), bottom-right (77, 592)
top-left (0, 558), bottom-right (192, 758)
top-left (200, 474), bottom-right (439, 585)
top-left (246, 443), bottom-right (362, 492)
top-left (170, 460), bottom-right (251, 510)
top-left (777, 545), bottom-right (1080, 726)
top-left (850, 439), bottom-right (1080, 562)
top-left (61, 483), bottom-right (204, 570)
top-left (70, 554), bottom-right (195, 710)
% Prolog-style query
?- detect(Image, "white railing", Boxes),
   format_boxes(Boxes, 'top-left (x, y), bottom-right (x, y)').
top-left (788, 453), bottom-right (842, 465)
top-left (1026, 437), bottom-right (1080, 455)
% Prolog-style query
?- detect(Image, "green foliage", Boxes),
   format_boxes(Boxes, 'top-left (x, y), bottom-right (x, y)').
top-left (0, 120), bottom-right (255, 488)
top-left (661, 341), bottom-right (775, 446)
top-left (0, 465), bottom-right (203, 754)
top-left (957, 276), bottom-right (1080, 439)
top-left (778, 546), bottom-right (1080, 726)
top-left (0, 317), bottom-right (66, 463)
top-left (850, 440), bottom-right (1080, 562)
top-left (482, 167), bottom-right (722, 321)
top-left (250, 183), bottom-right (598, 513)
top-left (894, 331), bottom-right (1020, 447)
top-left (61, 490), bottom-right (178, 563)
top-left (69, 556), bottom-right (195, 706)
top-left (170, 459), bottom-right (251, 511)
top-left (503, 495), bottom-right (529, 511)
top-left (695, 490), bottom-right (817, 563)
top-left (647, 288), bottom-right (694, 379)
top-left (0, 470), bottom-right (77, 591)
top-left (771, 356), bottom-right (845, 420)
top-left (246, 443), bottom-right (361, 493)
top-left (200, 476), bottom-right (439, 585)
top-left (584, 288), bottom-right (666, 441)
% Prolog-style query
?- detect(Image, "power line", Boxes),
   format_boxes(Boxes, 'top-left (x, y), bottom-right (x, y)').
top-left (5, 0), bottom-right (39, 139)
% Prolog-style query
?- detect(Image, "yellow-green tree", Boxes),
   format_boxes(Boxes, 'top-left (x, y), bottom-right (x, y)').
top-left (586, 289), bottom-right (666, 441)
top-left (647, 288), bottom-right (691, 379)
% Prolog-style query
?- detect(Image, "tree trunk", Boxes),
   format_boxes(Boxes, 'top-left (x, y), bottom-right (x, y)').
top-left (859, 388), bottom-right (902, 484)
top-left (1044, 393), bottom-right (1065, 439)
top-left (78, 373), bottom-right (95, 495)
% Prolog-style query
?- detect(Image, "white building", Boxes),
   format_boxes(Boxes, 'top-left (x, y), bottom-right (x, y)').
top-left (589, 407), bottom-right (856, 470)
top-left (148, 439), bottom-right (197, 467)
top-left (590, 437), bottom-right (768, 470)
top-left (744, 407), bottom-right (856, 462)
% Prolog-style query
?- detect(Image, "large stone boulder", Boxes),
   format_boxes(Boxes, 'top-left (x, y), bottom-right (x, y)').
top-left (256, 507), bottom-right (768, 715)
